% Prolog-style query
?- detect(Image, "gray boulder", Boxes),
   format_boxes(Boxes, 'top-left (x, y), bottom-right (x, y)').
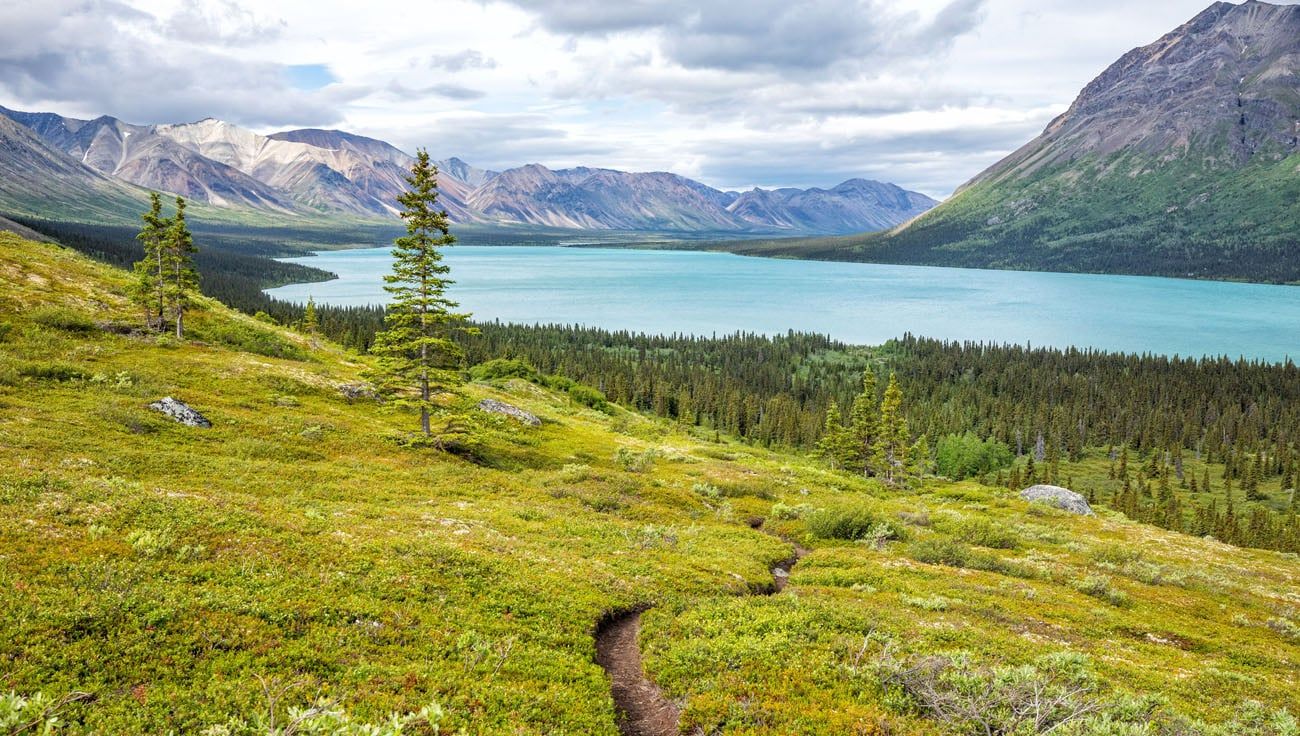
top-left (476, 398), bottom-right (540, 426)
top-left (1020, 484), bottom-right (1092, 515)
top-left (337, 382), bottom-right (379, 402)
top-left (149, 397), bottom-right (212, 428)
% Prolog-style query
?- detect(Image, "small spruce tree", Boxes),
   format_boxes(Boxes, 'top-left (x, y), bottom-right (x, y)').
top-left (130, 192), bottom-right (170, 331)
top-left (162, 196), bottom-right (198, 338)
top-left (302, 296), bottom-right (320, 335)
top-left (813, 400), bottom-right (855, 470)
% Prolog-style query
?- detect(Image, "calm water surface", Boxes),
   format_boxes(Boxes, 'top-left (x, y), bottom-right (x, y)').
top-left (265, 246), bottom-right (1300, 362)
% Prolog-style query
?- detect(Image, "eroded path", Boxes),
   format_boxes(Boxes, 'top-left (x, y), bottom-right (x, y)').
top-left (594, 610), bottom-right (682, 736)
top-left (593, 521), bottom-right (805, 736)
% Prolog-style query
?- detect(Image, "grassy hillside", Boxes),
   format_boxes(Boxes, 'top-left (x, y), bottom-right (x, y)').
top-left (1, 232), bottom-right (1298, 734)
top-left (711, 151), bottom-right (1300, 284)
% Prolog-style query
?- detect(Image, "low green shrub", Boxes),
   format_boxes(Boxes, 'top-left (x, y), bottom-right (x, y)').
top-left (934, 432), bottom-right (1014, 480)
top-left (771, 502), bottom-right (814, 520)
top-left (954, 518), bottom-right (1020, 549)
top-left (469, 358), bottom-right (539, 382)
top-left (18, 360), bottom-right (88, 382)
top-left (807, 507), bottom-right (902, 543)
top-left (616, 447), bottom-right (658, 472)
top-left (909, 537), bottom-right (975, 567)
top-left (1075, 574), bottom-right (1130, 607)
top-left (568, 383), bottom-right (609, 411)
top-left (29, 306), bottom-right (97, 333)
top-left (192, 321), bottom-right (306, 360)
top-left (692, 482), bottom-right (722, 500)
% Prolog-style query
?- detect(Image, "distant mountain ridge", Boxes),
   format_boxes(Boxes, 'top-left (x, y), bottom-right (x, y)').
top-left (0, 106), bottom-right (934, 234)
top-left (724, 0), bottom-right (1300, 283)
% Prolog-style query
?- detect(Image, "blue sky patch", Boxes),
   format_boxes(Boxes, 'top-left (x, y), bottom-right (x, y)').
top-left (284, 64), bottom-right (337, 91)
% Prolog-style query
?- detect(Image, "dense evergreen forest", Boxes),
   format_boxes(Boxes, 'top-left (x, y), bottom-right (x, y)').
top-left (18, 215), bottom-right (1299, 553)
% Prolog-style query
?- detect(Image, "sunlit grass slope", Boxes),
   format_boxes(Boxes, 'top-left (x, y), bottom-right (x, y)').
top-left (0, 232), bottom-right (1297, 734)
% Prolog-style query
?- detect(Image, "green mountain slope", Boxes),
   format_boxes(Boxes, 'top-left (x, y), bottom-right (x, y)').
top-left (724, 1), bottom-right (1300, 283)
top-left (1, 233), bottom-right (1298, 733)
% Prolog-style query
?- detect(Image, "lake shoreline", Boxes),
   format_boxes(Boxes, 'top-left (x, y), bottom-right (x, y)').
top-left (265, 245), bottom-right (1300, 364)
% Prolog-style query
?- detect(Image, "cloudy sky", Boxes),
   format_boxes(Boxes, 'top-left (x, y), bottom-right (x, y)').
top-left (0, 0), bottom-right (1262, 197)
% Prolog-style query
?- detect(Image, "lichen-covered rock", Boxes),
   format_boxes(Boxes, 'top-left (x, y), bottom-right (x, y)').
top-left (149, 397), bottom-right (212, 428)
top-left (476, 398), bottom-right (541, 426)
top-left (337, 382), bottom-right (378, 402)
top-left (1020, 484), bottom-right (1093, 515)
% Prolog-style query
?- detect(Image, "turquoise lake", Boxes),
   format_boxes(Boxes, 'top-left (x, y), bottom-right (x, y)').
top-left (265, 246), bottom-right (1300, 362)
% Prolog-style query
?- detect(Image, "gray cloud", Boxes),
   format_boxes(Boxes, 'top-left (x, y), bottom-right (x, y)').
top-left (680, 120), bottom-right (1046, 197)
top-left (378, 114), bottom-right (616, 171)
top-left (428, 49), bottom-right (498, 71)
top-left (505, 0), bottom-right (986, 72)
top-left (0, 0), bottom-right (342, 127)
top-left (161, 0), bottom-right (286, 46)
top-left (384, 81), bottom-right (487, 101)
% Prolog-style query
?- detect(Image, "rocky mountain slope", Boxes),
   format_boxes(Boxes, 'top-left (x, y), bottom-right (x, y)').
top-left (0, 114), bottom-right (152, 223)
top-left (729, 0), bottom-right (1300, 282)
top-left (728, 179), bottom-right (937, 233)
top-left (0, 106), bottom-right (934, 235)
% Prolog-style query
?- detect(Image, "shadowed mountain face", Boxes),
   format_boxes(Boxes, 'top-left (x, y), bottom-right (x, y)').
top-left (0, 114), bottom-right (150, 223)
top-left (728, 179), bottom-right (937, 233)
top-left (746, 0), bottom-right (1300, 283)
top-left (0, 107), bottom-right (933, 234)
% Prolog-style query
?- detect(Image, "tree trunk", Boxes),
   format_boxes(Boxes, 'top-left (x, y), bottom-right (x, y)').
top-left (421, 371), bottom-right (430, 436)
top-left (156, 248), bottom-right (165, 332)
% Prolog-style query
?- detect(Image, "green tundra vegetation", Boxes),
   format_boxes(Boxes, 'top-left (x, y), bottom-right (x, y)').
top-left (6, 212), bottom-right (1300, 555)
top-left (3, 226), bottom-right (1300, 734)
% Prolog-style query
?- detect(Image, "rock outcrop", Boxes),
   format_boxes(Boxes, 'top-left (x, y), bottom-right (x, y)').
top-left (1020, 484), bottom-right (1093, 515)
top-left (149, 397), bottom-right (212, 428)
top-left (476, 399), bottom-right (541, 426)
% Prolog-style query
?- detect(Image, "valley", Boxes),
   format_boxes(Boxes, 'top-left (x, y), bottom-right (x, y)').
top-left (2, 1), bottom-right (1300, 734)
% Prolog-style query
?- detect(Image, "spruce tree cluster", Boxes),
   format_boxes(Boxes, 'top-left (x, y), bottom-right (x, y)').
top-left (129, 193), bottom-right (197, 338)
top-left (814, 371), bottom-right (927, 486)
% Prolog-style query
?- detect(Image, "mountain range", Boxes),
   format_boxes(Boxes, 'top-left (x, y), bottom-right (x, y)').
top-left (726, 0), bottom-right (1300, 283)
top-left (0, 107), bottom-right (935, 236)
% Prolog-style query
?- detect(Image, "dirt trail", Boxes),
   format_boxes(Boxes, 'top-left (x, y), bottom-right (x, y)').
top-left (593, 520), bottom-right (805, 735)
top-left (594, 610), bottom-right (682, 736)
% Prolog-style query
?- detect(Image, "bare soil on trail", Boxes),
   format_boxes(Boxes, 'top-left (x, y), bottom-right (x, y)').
top-left (594, 611), bottom-right (682, 736)
top-left (769, 544), bottom-right (808, 593)
top-left (593, 520), bottom-right (806, 735)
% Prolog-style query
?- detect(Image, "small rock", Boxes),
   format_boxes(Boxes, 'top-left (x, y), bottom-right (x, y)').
top-left (337, 382), bottom-right (378, 401)
top-left (476, 398), bottom-right (541, 426)
top-left (1019, 484), bottom-right (1093, 515)
top-left (149, 397), bottom-right (212, 428)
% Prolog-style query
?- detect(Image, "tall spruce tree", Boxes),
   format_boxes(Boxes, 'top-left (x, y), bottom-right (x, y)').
top-left (876, 373), bottom-right (911, 487)
top-left (162, 196), bottom-right (198, 338)
top-left (369, 150), bottom-right (472, 437)
top-left (848, 370), bottom-right (880, 476)
top-left (130, 192), bottom-right (169, 331)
